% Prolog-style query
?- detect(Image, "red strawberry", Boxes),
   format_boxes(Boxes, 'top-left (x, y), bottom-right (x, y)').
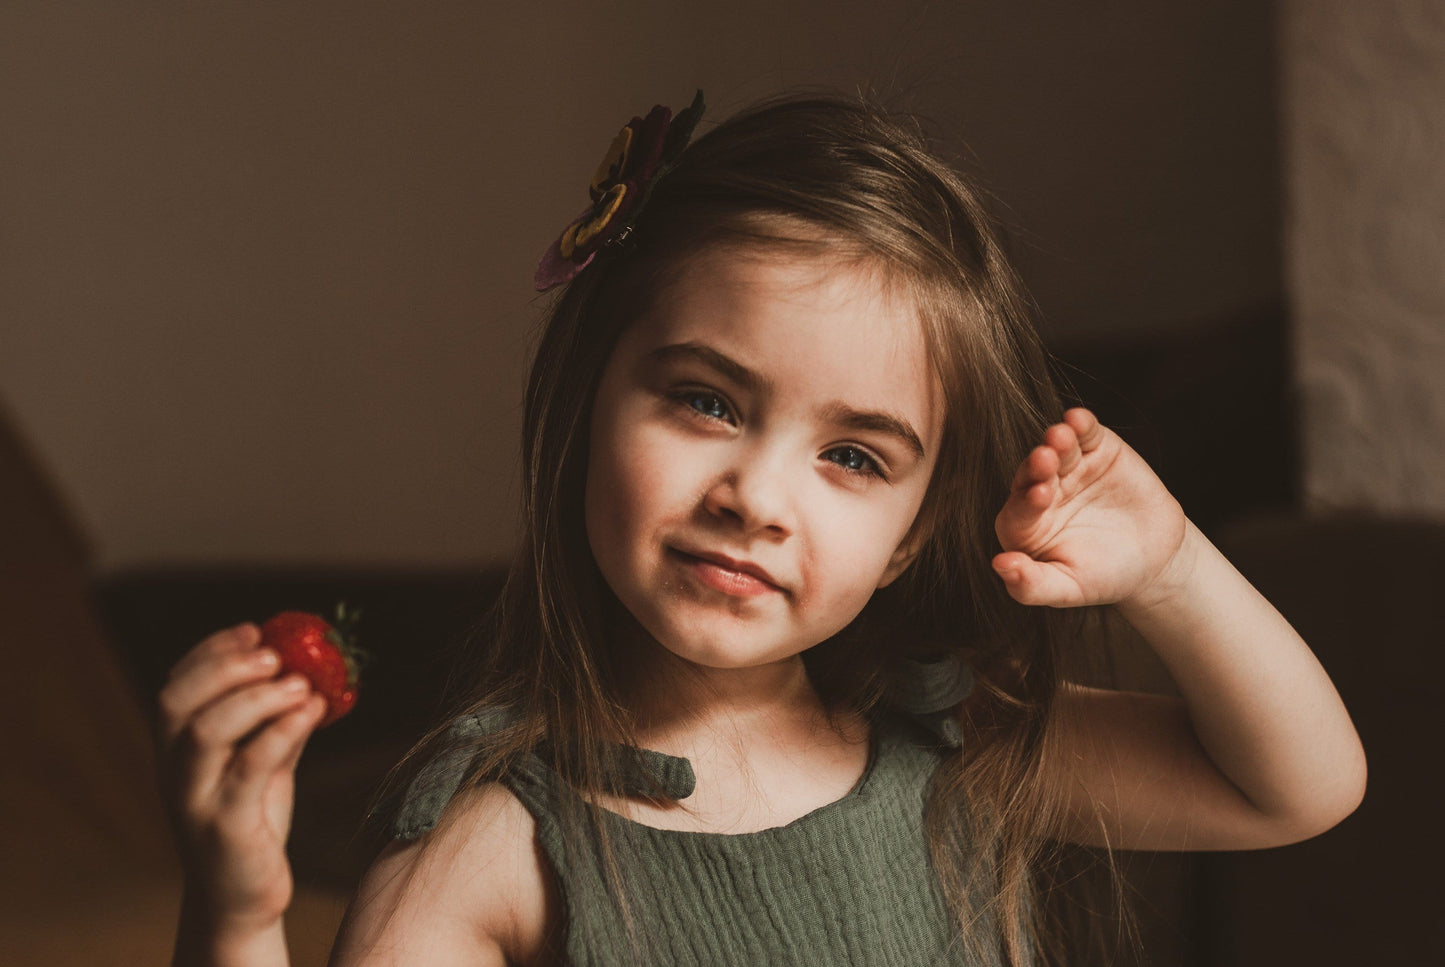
top-left (259, 603), bottom-right (365, 727)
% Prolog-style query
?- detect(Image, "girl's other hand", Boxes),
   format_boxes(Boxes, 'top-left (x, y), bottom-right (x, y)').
top-left (156, 622), bottom-right (328, 942)
top-left (992, 408), bottom-right (1191, 610)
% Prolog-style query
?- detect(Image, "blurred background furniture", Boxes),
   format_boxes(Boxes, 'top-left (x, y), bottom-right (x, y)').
top-left (1201, 515), bottom-right (1445, 966)
top-left (0, 405), bottom-right (353, 967)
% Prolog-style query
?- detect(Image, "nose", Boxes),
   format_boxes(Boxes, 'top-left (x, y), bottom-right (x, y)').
top-left (702, 443), bottom-right (796, 539)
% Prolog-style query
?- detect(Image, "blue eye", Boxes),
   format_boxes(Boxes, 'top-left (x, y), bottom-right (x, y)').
top-left (825, 446), bottom-right (885, 479)
top-left (677, 390), bottom-right (734, 423)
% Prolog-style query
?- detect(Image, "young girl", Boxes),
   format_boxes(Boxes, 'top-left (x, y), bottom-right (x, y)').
top-left (158, 92), bottom-right (1366, 966)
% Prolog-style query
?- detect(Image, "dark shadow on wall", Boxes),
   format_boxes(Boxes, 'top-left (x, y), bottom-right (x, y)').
top-left (1050, 302), bottom-right (1299, 539)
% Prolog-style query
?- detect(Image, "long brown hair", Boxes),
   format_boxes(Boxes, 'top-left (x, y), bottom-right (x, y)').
top-left (368, 92), bottom-right (1119, 965)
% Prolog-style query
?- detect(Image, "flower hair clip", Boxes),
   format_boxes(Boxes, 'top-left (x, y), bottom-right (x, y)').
top-left (534, 90), bottom-right (706, 292)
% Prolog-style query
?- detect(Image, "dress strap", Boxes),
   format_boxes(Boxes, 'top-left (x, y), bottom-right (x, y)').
top-left (391, 705), bottom-right (523, 840)
top-left (891, 653), bottom-right (973, 748)
top-left (390, 705), bottom-right (696, 840)
top-left (391, 656), bottom-right (974, 839)
top-left (612, 746), bottom-right (697, 800)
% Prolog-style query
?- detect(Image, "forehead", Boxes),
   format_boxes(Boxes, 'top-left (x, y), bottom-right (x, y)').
top-left (625, 244), bottom-right (943, 445)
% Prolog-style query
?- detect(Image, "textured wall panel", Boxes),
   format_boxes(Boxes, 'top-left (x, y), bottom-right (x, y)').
top-left (1285, 0), bottom-right (1445, 512)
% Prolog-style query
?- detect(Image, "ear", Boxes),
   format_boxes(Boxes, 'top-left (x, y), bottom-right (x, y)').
top-left (877, 533), bottom-right (923, 588)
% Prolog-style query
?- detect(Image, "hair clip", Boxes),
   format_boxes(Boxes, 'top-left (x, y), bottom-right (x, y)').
top-left (534, 90), bottom-right (706, 292)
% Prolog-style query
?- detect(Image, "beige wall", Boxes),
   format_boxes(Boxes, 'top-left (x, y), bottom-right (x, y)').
top-left (1284, 0), bottom-right (1445, 514)
top-left (0, 2), bottom-right (1280, 573)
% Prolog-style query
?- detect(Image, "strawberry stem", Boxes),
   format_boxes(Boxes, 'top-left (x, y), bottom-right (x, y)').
top-left (330, 599), bottom-right (369, 686)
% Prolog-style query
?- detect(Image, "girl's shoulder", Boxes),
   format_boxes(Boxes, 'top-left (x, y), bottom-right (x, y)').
top-left (332, 781), bottom-right (562, 965)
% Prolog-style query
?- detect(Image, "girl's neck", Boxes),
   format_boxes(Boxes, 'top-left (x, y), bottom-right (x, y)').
top-left (583, 607), bottom-right (867, 826)
top-left (601, 625), bottom-right (872, 834)
top-left (611, 619), bottom-right (839, 753)
top-left (638, 652), bottom-right (823, 743)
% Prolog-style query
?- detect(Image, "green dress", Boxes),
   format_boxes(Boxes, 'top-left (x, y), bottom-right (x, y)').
top-left (391, 659), bottom-right (1002, 966)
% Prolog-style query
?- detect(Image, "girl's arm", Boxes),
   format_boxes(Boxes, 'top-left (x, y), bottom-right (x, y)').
top-left (993, 409), bottom-right (1367, 850)
top-left (158, 623), bottom-right (329, 966)
top-left (158, 624), bottom-right (553, 964)
top-left (327, 783), bottom-right (558, 966)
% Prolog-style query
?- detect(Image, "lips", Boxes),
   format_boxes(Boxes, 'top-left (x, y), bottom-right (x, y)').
top-left (669, 546), bottom-right (787, 597)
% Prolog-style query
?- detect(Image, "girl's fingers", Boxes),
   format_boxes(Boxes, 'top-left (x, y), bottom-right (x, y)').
top-left (1011, 444), bottom-right (1060, 495)
top-left (1048, 422), bottom-right (1084, 477)
top-left (228, 695), bottom-right (327, 804)
top-left (992, 552), bottom-right (1081, 608)
top-left (158, 643), bottom-right (282, 744)
top-left (167, 623), bottom-right (261, 683)
top-left (1026, 410), bottom-right (1100, 488)
top-left (1001, 410), bottom-right (1108, 540)
top-left (1064, 407), bottom-right (1104, 451)
top-left (998, 463), bottom-right (1057, 549)
top-left (1020, 479), bottom-right (1053, 511)
top-left (176, 676), bottom-right (315, 809)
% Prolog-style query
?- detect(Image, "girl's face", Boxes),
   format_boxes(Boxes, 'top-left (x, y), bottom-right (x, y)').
top-left (585, 244), bottom-right (943, 672)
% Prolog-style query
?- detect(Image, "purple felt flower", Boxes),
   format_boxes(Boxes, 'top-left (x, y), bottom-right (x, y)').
top-left (535, 91), bottom-right (705, 291)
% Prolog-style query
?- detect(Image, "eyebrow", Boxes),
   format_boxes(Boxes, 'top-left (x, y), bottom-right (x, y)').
top-left (643, 341), bottom-right (928, 460)
top-left (818, 401), bottom-right (927, 460)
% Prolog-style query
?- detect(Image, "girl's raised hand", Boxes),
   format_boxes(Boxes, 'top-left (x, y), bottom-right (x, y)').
top-left (156, 622), bottom-right (328, 948)
top-left (993, 408), bottom-right (1190, 610)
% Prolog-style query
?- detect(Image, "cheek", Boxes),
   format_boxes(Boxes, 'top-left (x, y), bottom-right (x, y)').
top-left (585, 405), bottom-right (688, 565)
top-left (829, 467), bottom-right (933, 594)
top-left (802, 501), bottom-right (915, 605)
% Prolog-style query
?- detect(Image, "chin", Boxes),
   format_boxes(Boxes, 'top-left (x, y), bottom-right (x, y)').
top-left (661, 633), bottom-right (803, 670)
top-left (665, 644), bottom-right (785, 671)
top-left (644, 616), bottom-right (801, 672)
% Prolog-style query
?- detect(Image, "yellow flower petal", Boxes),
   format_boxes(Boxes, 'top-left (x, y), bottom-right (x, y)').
top-left (559, 221), bottom-right (581, 259)
top-left (573, 184), bottom-right (628, 248)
